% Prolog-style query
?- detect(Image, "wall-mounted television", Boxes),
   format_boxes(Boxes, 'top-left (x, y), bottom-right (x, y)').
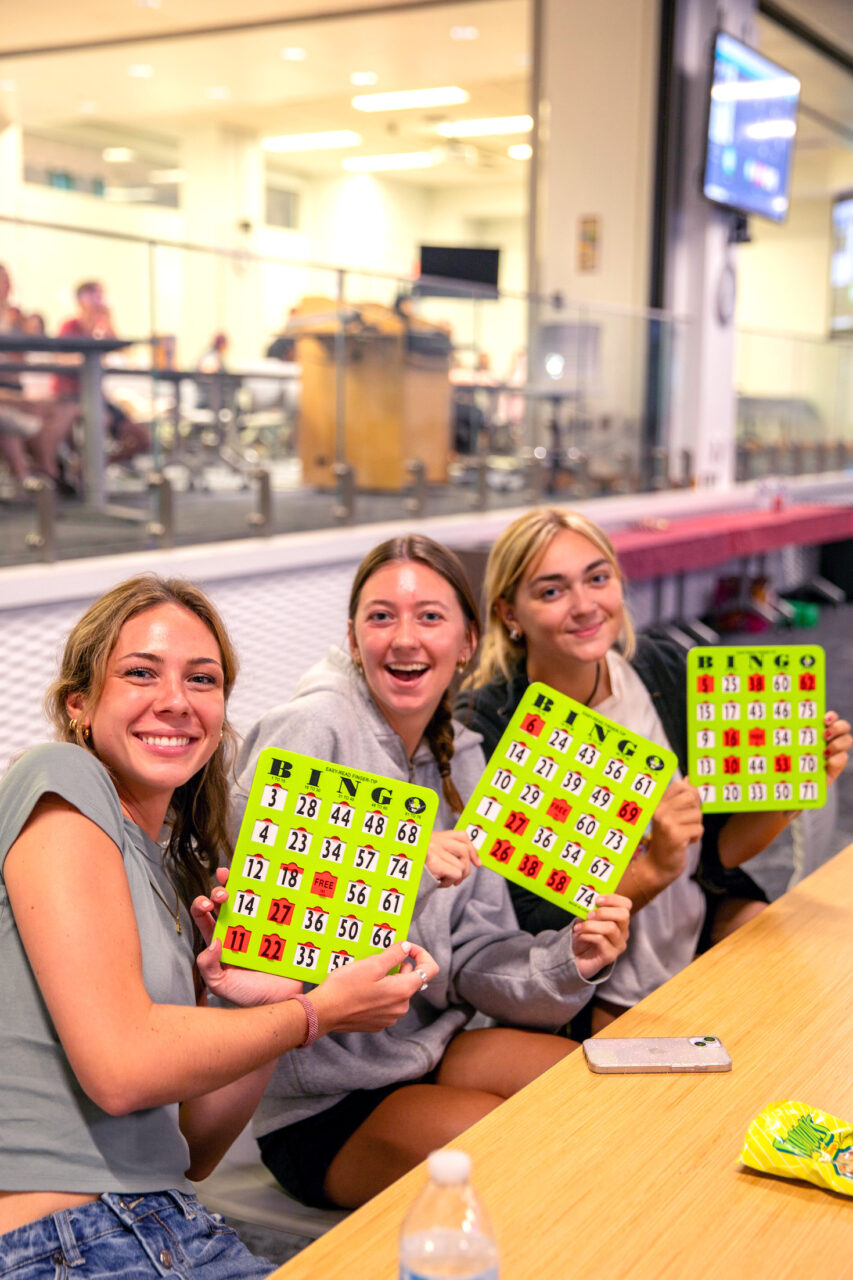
top-left (830, 192), bottom-right (853, 338)
top-left (702, 31), bottom-right (800, 224)
top-left (414, 245), bottom-right (500, 298)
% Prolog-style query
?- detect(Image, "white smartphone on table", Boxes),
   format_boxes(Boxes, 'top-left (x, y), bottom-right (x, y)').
top-left (582, 1035), bottom-right (732, 1074)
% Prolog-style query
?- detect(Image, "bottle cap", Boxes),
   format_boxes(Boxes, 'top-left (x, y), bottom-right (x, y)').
top-left (427, 1149), bottom-right (471, 1184)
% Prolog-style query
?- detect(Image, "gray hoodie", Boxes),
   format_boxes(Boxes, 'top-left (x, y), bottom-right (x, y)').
top-left (233, 646), bottom-right (610, 1134)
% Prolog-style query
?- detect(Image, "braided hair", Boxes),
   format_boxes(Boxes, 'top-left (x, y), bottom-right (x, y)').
top-left (348, 535), bottom-right (481, 813)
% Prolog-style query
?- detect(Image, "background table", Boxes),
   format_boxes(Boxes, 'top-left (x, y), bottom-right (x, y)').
top-left (271, 844), bottom-right (853, 1279)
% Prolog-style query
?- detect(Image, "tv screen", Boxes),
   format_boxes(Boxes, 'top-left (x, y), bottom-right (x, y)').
top-left (702, 31), bottom-right (800, 224)
top-left (415, 245), bottom-right (500, 298)
top-left (830, 192), bottom-right (853, 337)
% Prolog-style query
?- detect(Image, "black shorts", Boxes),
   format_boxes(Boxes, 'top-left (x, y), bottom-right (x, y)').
top-left (258, 1082), bottom-right (417, 1209)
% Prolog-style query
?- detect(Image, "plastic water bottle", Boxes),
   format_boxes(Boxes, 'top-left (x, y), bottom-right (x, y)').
top-left (399, 1149), bottom-right (499, 1280)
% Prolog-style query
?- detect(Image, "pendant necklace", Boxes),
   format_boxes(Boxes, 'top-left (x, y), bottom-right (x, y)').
top-left (584, 661), bottom-right (602, 707)
top-left (147, 874), bottom-right (183, 935)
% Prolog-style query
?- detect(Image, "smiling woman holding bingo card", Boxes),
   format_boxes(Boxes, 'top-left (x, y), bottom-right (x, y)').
top-left (0, 576), bottom-right (437, 1279)
top-left (231, 535), bottom-right (629, 1210)
top-left (458, 508), bottom-right (851, 1032)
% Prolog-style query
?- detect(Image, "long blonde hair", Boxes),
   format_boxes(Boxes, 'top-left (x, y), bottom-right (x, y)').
top-left (471, 507), bottom-right (635, 687)
top-left (45, 576), bottom-right (238, 928)
top-left (349, 535), bottom-right (481, 813)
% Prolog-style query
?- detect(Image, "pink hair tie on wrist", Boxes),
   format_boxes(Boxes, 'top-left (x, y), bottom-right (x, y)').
top-left (289, 994), bottom-right (319, 1048)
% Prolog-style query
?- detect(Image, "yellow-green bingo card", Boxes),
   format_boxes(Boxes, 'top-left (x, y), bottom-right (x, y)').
top-left (687, 644), bottom-right (826, 812)
top-left (456, 682), bottom-right (678, 919)
top-left (213, 748), bottom-right (437, 980)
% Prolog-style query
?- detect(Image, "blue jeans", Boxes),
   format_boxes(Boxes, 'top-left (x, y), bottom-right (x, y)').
top-left (0, 1191), bottom-right (274, 1279)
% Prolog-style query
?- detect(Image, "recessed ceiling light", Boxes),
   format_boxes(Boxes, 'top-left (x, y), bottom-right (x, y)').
top-left (343, 151), bottom-right (437, 172)
top-left (102, 147), bottom-right (135, 163)
top-left (280, 47), bottom-right (307, 61)
top-left (134, 0), bottom-right (162, 7)
top-left (0, 79), bottom-right (16, 93)
top-left (205, 86), bottom-right (231, 100)
top-left (150, 168), bottom-right (185, 184)
top-left (263, 129), bottom-right (362, 153)
top-left (508, 143), bottom-right (533, 159)
top-left (349, 71), bottom-right (378, 87)
top-left (437, 115), bottom-right (533, 138)
top-left (450, 26), bottom-right (478, 40)
top-left (352, 86), bottom-right (468, 112)
top-left (78, 99), bottom-right (98, 114)
top-left (127, 63), bottom-right (154, 78)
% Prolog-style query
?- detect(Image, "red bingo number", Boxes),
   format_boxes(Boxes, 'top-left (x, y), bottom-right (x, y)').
top-left (224, 924), bottom-right (250, 953)
top-left (488, 838), bottom-right (515, 864)
top-left (267, 897), bottom-right (294, 925)
top-left (545, 867), bottom-right (570, 895)
top-left (259, 933), bottom-right (285, 962)
top-left (517, 853), bottom-right (543, 880)
top-left (617, 799), bottom-right (642, 825)
top-left (504, 810), bottom-right (529, 835)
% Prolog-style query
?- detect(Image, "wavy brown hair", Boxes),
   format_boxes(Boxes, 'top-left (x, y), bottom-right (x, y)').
top-left (349, 535), bottom-right (481, 813)
top-left (44, 575), bottom-right (238, 943)
top-left (470, 506), bottom-right (635, 688)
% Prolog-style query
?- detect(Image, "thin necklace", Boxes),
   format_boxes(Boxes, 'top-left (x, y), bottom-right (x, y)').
top-left (584, 661), bottom-right (602, 707)
top-left (147, 874), bottom-right (183, 935)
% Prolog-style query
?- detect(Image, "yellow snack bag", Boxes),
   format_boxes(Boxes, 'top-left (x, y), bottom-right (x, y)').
top-left (741, 1100), bottom-right (853, 1197)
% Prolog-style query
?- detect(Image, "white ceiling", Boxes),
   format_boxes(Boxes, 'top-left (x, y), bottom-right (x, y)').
top-left (0, 0), bottom-right (851, 194)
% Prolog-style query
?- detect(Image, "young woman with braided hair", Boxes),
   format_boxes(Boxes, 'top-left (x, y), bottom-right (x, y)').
top-left (233, 535), bottom-right (630, 1209)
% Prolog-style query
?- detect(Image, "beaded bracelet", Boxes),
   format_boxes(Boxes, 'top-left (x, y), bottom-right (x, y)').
top-left (289, 994), bottom-right (320, 1048)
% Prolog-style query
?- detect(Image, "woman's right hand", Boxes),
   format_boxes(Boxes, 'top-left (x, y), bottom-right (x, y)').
top-left (311, 941), bottom-right (439, 1036)
top-left (426, 829), bottom-right (480, 887)
top-left (645, 778), bottom-right (704, 885)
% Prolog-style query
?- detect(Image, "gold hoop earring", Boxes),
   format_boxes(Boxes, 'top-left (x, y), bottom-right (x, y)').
top-left (68, 717), bottom-right (78, 733)
top-left (81, 724), bottom-right (91, 742)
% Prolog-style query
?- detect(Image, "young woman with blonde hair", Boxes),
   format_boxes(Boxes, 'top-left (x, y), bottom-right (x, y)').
top-left (0, 575), bottom-right (435, 1279)
top-left (458, 507), bottom-right (851, 1029)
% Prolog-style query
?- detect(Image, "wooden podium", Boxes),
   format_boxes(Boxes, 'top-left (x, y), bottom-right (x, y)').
top-left (292, 298), bottom-right (451, 490)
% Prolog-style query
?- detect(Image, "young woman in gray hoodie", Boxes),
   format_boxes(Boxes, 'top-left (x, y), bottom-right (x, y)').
top-left (231, 535), bottom-right (630, 1209)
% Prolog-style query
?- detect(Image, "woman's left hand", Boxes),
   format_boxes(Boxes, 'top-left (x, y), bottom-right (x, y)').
top-left (192, 868), bottom-right (303, 1007)
top-left (425, 830), bottom-right (480, 887)
top-left (571, 893), bottom-right (631, 979)
top-left (825, 711), bottom-right (851, 786)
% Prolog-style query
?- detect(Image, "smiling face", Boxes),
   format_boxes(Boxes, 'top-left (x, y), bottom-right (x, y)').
top-left (498, 528), bottom-right (624, 686)
top-left (68, 602), bottom-right (225, 835)
top-left (349, 560), bottom-right (474, 754)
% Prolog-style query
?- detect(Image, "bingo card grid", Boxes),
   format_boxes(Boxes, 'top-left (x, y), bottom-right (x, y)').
top-left (687, 644), bottom-right (826, 812)
top-left (456, 682), bottom-right (678, 920)
top-left (213, 748), bottom-right (437, 981)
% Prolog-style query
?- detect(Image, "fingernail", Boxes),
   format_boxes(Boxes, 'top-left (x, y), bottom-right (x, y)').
top-left (401, 941), bottom-right (412, 954)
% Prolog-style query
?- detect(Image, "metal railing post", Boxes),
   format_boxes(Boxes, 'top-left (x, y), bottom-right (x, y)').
top-left (247, 467), bottom-right (273, 534)
top-left (147, 473), bottom-right (175, 548)
top-left (333, 462), bottom-right (355, 524)
top-left (23, 475), bottom-right (57, 561)
top-left (469, 456), bottom-right (488, 511)
top-left (404, 459), bottom-right (427, 517)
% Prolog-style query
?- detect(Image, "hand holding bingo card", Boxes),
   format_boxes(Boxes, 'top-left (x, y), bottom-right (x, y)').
top-left (456, 682), bottom-right (678, 919)
top-left (213, 748), bottom-right (437, 981)
top-left (687, 644), bottom-right (826, 812)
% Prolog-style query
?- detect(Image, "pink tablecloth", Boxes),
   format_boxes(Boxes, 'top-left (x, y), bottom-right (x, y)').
top-left (611, 504), bottom-right (853, 582)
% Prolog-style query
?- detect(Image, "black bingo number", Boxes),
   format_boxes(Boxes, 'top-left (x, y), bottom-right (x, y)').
top-left (251, 819), bottom-right (278, 846)
top-left (319, 837), bottom-right (345, 862)
top-left (560, 841), bottom-right (584, 866)
top-left (261, 785), bottom-right (287, 811)
top-left (353, 845), bottom-right (378, 871)
top-left (302, 906), bottom-right (328, 934)
top-left (362, 811), bottom-right (387, 836)
top-left (379, 889), bottom-right (404, 915)
top-left (698, 784), bottom-right (716, 804)
top-left (799, 727), bottom-right (818, 746)
top-left (696, 730), bottom-right (715, 749)
top-left (548, 728), bottom-right (572, 752)
top-left (476, 795), bottom-right (503, 821)
top-left (295, 793), bottom-right (320, 819)
top-left (276, 864), bottom-right (303, 890)
top-left (286, 827), bottom-right (312, 854)
top-left (467, 824), bottom-right (487, 849)
top-left (492, 768), bottom-right (515, 792)
top-left (395, 819), bottom-right (420, 845)
top-left (519, 782), bottom-right (543, 808)
top-left (234, 890), bottom-right (258, 917)
top-left (330, 803), bottom-right (354, 828)
top-left (533, 755), bottom-right (558, 781)
top-left (505, 740), bottom-right (530, 765)
top-left (602, 758), bottom-right (627, 782)
top-left (531, 825), bottom-right (556, 851)
top-left (561, 770), bottom-right (585, 796)
top-left (387, 854), bottom-right (412, 880)
top-left (371, 924), bottom-right (395, 949)
top-left (574, 743), bottom-right (600, 768)
top-left (574, 813), bottom-right (600, 838)
top-left (336, 916), bottom-right (362, 942)
top-left (242, 854), bottom-right (269, 881)
top-left (588, 855), bottom-right (613, 882)
top-left (800, 781), bottom-right (818, 801)
top-left (589, 786), bottom-right (613, 811)
top-left (602, 828), bottom-right (625, 852)
top-left (345, 880), bottom-right (370, 906)
top-left (748, 783), bottom-right (767, 802)
top-left (328, 951), bottom-right (354, 971)
top-left (573, 884), bottom-right (596, 911)
top-left (294, 944), bottom-right (319, 969)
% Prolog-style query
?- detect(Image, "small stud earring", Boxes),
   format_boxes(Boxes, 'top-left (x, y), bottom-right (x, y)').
top-left (352, 653), bottom-right (363, 669)
top-left (81, 723), bottom-right (91, 742)
top-left (508, 628), bottom-right (521, 642)
top-left (456, 658), bottom-right (467, 672)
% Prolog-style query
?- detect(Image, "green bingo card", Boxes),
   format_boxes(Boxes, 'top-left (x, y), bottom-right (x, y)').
top-left (687, 645), bottom-right (826, 813)
top-left (456, 682), bottom-right (678, 919)
top-left (212, 748), bottom-right (437, 981)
